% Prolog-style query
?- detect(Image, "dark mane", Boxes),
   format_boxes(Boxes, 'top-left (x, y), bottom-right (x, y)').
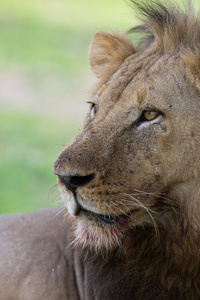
top-left (128, 0), bottom-right (200, 52)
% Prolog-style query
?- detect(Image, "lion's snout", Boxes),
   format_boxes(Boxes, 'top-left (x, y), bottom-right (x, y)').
top-left (53, 146), bottom-right (96, 194)
top-left (53, 129), bottom-right (108, 194)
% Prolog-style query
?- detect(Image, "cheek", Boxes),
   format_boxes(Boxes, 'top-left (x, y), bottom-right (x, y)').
top-left (125, 143), bottom-right (167, 191)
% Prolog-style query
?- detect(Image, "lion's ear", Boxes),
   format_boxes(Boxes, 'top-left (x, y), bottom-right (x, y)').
top-left (89, 32), bottom-right (135, 80)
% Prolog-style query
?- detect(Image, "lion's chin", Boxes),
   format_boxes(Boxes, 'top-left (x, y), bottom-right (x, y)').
top-left (72, 209), bottom-right (134, 251)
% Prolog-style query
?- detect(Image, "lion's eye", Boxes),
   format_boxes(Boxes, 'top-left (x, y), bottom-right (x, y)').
top-left (91, 104), bottom-right (99, 119)
top-left (143, 111), bottom-right (159, 121)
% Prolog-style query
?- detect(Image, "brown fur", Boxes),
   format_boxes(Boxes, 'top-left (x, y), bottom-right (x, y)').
top-left (53, 1), bottom-right (200, 299)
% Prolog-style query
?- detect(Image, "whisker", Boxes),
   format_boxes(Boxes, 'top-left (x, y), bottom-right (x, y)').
top-left (115, 199), bottom-right (131, 212)
top-left (120, 188), bottom-right (178, 216)
top-left (66, 235), bottom-right (80, 250)
top-left (48, 184), bottom-right (58, 198)
top-left (131, 188), bottom-right (178, 208)
top-left (135, 201), bottom-right (159, 238)
top-left (122, 193), bottom-right (160, 240)
top-left (52, 199), bottom-right (64, 206)
top-left (110, 201), bottom-right (130, 217)
top-left (55, 206), bottom-right (67, 217)
top-left (120, 194), bottom-right (156, 213)
top-left (104, 202), bottom-right (119, 217)
top-left (123, 202), bottom-right (156, 214)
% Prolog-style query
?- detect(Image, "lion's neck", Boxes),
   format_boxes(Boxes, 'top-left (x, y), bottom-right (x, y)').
top-left (75, 222), bottom-right (200, 300)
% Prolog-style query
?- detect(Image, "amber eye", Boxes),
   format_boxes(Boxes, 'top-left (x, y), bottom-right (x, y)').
top-left (91, 104), bottom-right (99, 119)
top-left (143, 111), bottom-right (159, 121)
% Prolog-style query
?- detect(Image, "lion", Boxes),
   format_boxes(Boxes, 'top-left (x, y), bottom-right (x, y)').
top-left (0, 0), bottom-right (200, 299)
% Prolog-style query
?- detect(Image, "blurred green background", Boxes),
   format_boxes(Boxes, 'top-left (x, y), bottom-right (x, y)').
top-left (1, 0), bottom-right (200, 214)
top-left (0, 0), bottom-right (134, 214)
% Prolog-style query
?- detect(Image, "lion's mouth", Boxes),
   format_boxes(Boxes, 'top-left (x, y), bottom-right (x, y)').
top-left (96, 213), bottom-right (119, 224)
top-left (74, 206), bottom-right (138, 251)
top-left (80, 207), bottom-right (134, 226)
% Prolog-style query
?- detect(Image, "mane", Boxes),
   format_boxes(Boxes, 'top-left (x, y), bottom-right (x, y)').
top-left (129, 0), bottom-right (200, 53)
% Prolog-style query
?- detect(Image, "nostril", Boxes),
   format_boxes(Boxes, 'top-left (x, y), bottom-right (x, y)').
top-left (70, 174), bottom-right (94, 188)
top-left (58, 174), bottom-right (94, 193)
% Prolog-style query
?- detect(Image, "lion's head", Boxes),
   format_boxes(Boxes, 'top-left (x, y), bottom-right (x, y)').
top-left (54, 1), bottom-right (200, 252)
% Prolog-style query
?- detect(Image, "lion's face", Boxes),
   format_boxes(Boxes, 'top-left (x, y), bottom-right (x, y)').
top-left (54, 32), bottom-right (200, 251)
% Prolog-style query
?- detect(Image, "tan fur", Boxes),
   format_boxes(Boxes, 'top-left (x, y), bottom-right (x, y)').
top-left (53, 1), bottom-right (200, 298)
top-left (182, 50), bottom-right (200, 93)
top-left (89, 31), bottom-right (135, 82)
top-left (137, 88), bottom-right (147, 104)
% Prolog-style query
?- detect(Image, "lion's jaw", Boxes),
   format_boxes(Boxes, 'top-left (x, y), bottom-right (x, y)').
top-left (57, 176), bottom-right (151, 251)
top-left (54, 32), bottom-right (200, 252)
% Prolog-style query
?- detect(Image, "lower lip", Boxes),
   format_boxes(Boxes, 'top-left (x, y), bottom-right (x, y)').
top-left (96, 212), bottom-right (130, 225)
top-left (81, 208), bottom-right (132, 229)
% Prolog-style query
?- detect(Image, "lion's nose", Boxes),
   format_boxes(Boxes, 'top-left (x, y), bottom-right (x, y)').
top-left (58, 174), bottom-right (94, 193)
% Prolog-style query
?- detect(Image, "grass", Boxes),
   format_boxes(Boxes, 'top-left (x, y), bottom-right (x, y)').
top-left (0, 109), bottom-right (79, 214)
top-left (0, 0), bottom-right (132, 74)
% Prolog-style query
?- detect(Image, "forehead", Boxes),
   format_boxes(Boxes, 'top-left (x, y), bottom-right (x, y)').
top-left (96, 50), bottom-right (186, 109)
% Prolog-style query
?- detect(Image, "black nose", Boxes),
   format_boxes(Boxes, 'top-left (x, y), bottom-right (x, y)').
top-left (58, 174), bottom-right (94, 193)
